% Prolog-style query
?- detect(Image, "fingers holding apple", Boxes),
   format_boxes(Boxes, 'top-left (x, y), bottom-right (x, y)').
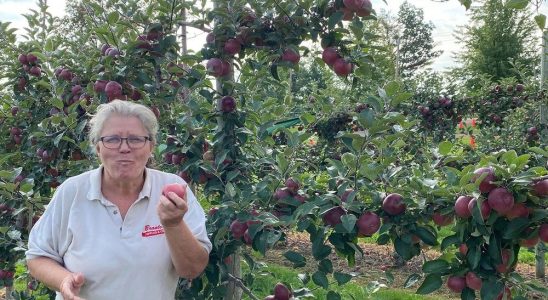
top-left (158, 183), bottom-right (188, 227)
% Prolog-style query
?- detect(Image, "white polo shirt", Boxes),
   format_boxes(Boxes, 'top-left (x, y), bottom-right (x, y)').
top-left (26, 166), bottom-right (212, 300)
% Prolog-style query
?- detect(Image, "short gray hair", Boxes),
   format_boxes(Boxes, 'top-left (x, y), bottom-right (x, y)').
top-left (88, 100), bottom-right (158, 144)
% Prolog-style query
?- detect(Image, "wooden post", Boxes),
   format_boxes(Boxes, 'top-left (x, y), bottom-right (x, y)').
top-left (536, 29), bottom-right (547, 280)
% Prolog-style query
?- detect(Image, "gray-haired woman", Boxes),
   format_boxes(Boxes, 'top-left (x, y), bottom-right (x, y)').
top-left (26, 100), bottom-right (211, 299)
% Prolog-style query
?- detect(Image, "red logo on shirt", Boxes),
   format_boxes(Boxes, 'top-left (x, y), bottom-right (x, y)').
top-left (142, 224), bottom-right (165, 237)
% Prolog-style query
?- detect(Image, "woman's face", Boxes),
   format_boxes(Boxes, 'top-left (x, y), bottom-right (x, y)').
top-left (95, 114), bottom-right (154, 182)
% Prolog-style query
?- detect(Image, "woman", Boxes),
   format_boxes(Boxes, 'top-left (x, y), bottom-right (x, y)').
top-left (26, 100), bottom-right (211, 300)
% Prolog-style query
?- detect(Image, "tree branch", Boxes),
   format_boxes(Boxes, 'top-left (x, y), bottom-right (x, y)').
top-left (227, 273), bottom-right (259, 300)
top-left (178, 21), bottom-right (211, 32)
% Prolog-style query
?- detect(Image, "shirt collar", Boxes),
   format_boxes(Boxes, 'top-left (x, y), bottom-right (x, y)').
top-left (87, 166), bottom-right (151, 201)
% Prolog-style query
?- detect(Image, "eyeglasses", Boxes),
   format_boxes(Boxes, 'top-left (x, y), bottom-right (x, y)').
top-left (99, 135), bottom-right (151, 149)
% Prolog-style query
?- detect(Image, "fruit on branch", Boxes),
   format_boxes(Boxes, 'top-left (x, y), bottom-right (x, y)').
top-left (487, 187), bottom-right (514, 215)
top-left (465, 272), bottom-right (482, 290)
top-left (322, 206), bottom-right (346, 226)
top-left (505, 203), bottom-right (529, 220)
top-left (333, 58), bottom-right (353, 77)
top-left (446, 276), bottom-right (466, 293)
top-left (285, 178), bottom-right (299, 195)
top-left (356, 211), bottom-right (380, 237)
top-left (432, 211), bottom-right (454, 226)
top-left (322, 47), bottom-right (339, 66)
top-left (454, 196), bottom-right (473, 218)
top-left (382, 193), bottom-right (405, 215)
top-left (230, 220), bottom-right (248, 239)
top-left (220, 96), bottom-right (236, 113)
top-left (273, 282), bottom-right (292, 300)
top-left (532, 179), bottom-right (548, 197)
top-left (281, 48), bottom-right (300, 64)
top-left (467, 198), bottom-right (491, 220)
top-left (105, 81), bottom-right (123, 100)
top-left (472, 167), bottom-right (497, 193)
top-left (223, 38), bottom-right (241, 56)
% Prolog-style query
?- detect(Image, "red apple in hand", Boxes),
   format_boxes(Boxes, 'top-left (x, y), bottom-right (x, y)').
top-left (162, 183), bottom-right (186, 199)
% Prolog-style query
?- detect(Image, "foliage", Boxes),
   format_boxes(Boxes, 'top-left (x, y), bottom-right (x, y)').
top-left (453, 0), bottom-right (539, 89)
top-left (0, 1), bottom-right (546, 300)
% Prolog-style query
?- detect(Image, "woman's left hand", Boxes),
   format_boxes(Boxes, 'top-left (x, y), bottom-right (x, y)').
top-left (157, 187), bottom-right (188, 227)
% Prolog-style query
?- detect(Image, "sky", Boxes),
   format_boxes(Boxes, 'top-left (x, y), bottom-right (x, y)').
top-left (0, 0), bottom-right (546, 71)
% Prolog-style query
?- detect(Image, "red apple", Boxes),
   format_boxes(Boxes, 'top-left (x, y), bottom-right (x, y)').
top-left (472, 167), bottom-right (497, 193)
top-left (488, 187), bottom-right (514, 215)
top-left (29, 66), bottom-right (41, 77)
top-left (467, 198), bottom-right (491, 220)
top-left (447, 276), bottom-right (466, 293)
top-left (273, 282), bottom-right (292, 300)
top-left (322, 206), bottom-right (346, 226)
top-left (532, 179), bottom-right (548, 197)
top-left (94, 80), bottom-right (108, 93)
top-left (356, 211), bottom-right (380, 237)
top-left (356, 0), bottom-right (372, 17)
top-left (206, 58), bottom-right (225, 77)
top-left (26, 53), bottom-right (38, 64)
top-left (223, 38), bottom-right (241, 55)
top-left (18, 54), bottom-right (28, 65)
top-left (454, 196), bottom-right (473, 218)
top-left (343, 0), bottom-right (365, 11)
top-left (465, 272), bottom-right (482, 290)
top-left (459, 243), bottom-right (468, 256)
top-left (382, 193), bottom-right (405, 215)
top-left (281, 48), bottom-right (300, 64)
top-left (432, 211), bottom-right (454, 226)
top-left (333, 58), bottom-right (353, 77)
top-left (230, 220), bottom-right (248, 239)
top-left (495, 249), bottom-right (511, 273)
top-left (505, 203), bottom-right (529, 220)
top-left (322, 47), bottom-right (340, 66)
top-left (285, 178), bottom-right (299, 195)
top-left (105, 81), bottom-right (123, 100)
top-left (520, 235), bottom-right (539, 248)
top-left (220, 96), bottom-right (236, 113)
top-left (274, 188), bottom-right (291, 200)
top-left (162, 183), bottom-right (186, 199)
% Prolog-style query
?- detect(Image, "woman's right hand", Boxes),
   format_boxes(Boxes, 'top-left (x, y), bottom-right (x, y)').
top-left (60, 272), bottom-right (86, 300)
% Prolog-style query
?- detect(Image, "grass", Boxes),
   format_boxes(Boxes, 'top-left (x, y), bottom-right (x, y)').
top-left (244, 261), bottom-right (451, 300)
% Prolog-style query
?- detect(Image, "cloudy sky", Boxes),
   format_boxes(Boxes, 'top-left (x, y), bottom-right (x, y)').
top-left (0, 0), bottom-right (546, 71)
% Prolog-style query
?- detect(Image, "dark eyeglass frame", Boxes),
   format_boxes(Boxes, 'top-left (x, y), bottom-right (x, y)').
top-left (99, 135), bottom-right (151, 149)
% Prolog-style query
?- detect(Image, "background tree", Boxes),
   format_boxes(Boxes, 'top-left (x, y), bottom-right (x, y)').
top-left (453, 0), bottom-right (539, 89)
top-left (395, 1), bottom-right (442, 78)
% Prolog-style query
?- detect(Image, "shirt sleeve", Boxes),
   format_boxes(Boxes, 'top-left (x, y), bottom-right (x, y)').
top-left (182, 186), bottom-right (212, 253)
top-left (26, 182), bottom-right (73, 264)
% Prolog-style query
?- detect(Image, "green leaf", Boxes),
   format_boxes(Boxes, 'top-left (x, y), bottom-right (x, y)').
top-left (318, 259), bottom-right (333, 274)
top-left (506, 0), bottom-right (528, 9)
top-left (270, 64), bottom-right (279, 81)
top-left (341, 152), bottom-right (357, 168)
top-left (439, 141), bottom-right (453, 155)
top-left (480, 279), bottom-right (504, 300)
top-left (107, 11), bottom-right (119, 23)
top-left (326, 291), bottom-right (341, 300)
top-left (501, 150), bottom-right (518, 166)
top-left (422, 259), bottom-right (450, 274)
top-left (328, 11), bottom-right (344, 29)
top-left (461, 288), bottom-right (476, 300)
top-left (284, 251), bottom-right (306, 268)
top-left (312, 270), bottom-right (329, 289)
top-left (535, 14), bottom-right (546, 29)
top-left (414, 227), bottom-right (438, 246)
top-left (333, 272), bottom-right (353, 285)
top-left (340, 214), bottom-right (357, 233)
top-left (467, 245), bottom-right (481, 269)
top-left (459, 0), bottom-right (472, 10)
top-left (503, 218), bottom-right (530, 239)
top-left (416, 273), bottom-right (442, 294)
top-left (394, 237), bottom-right (413, 261)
